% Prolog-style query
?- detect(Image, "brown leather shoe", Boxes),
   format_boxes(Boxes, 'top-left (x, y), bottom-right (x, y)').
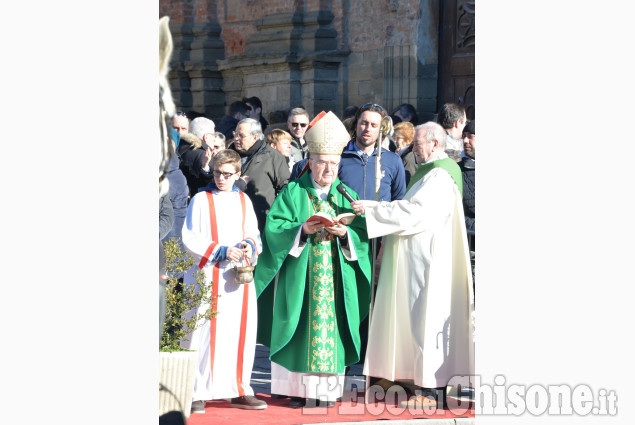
top-left (230, 395), bottom-right (267, 410)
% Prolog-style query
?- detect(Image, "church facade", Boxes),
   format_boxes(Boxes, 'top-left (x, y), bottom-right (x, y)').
top-left (159, 0), bottom-right (474, 122)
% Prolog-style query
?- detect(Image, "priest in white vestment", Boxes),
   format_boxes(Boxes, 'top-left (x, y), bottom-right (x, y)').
top-left (351, 121), bottom-right (474, 409)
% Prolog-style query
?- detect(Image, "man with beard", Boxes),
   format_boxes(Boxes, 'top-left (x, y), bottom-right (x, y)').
top-left (339, 103), bottom-right (406, 204)
top-left (230, 118), bottom-right (290, 233)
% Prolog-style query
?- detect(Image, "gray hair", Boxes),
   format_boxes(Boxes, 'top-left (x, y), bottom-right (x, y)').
top-left (416, 121), bottom-right (447, 150)
top-left (189, 117), bottom-right (215, 139)
top-left (238, 118), bottom-right (264, 142)
top-left (287, 107), bottom-right (309, 121)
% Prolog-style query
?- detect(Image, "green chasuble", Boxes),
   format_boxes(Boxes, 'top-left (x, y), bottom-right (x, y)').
top-left (405, 156), bottom-right (463, 195)
top-left (254, 172), bottom-right (372, 374)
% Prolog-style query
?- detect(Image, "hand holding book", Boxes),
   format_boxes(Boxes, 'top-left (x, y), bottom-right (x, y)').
top-left (306, 211), bottom-right (356, 227)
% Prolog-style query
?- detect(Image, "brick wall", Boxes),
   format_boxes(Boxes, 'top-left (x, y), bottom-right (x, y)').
top-left (158, 0), bottom-right (423, 56)
top-left (159, 0), bottom-right (438, 121)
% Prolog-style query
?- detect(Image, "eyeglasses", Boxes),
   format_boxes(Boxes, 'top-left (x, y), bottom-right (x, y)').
top-left (175, 111), bottom-right (188, 117)
top-left (290, 122), bottom-right (308, 128)
top-left (360, 103), bottom-right (386, 116)
top-left (232, 131), bottom-right (252, 139)
top-left (312, 159), bottom-right (340, 169)
top-left (213, 170), bottom-right (238, 179)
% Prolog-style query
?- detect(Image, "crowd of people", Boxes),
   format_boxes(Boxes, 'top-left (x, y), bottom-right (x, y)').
top-left (159, 97), bottom-right (477, 414)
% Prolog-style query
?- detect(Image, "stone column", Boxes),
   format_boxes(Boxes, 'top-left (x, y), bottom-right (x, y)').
top-left (217, 11), bottom-right (349, 119)
top-left (167, 21), bottom-right (226, 119)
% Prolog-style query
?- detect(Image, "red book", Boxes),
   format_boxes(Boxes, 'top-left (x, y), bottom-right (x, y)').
top-left (307, 212), bottom-right (356, 226)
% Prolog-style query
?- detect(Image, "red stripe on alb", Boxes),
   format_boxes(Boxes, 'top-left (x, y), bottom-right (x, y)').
top-left (198, 242), bottom-right (218, 269)
top-left (204, 192), bottom-right (220, 383)
top-left (235, 285), bottom-right (249, 396)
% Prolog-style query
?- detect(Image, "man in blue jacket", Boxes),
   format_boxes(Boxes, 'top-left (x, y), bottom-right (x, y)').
top-left (338, 103), bottom-right (406, 203)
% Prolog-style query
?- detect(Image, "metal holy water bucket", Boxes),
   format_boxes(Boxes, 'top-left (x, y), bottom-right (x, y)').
top-left (232, 255), bottom-right (255, 284)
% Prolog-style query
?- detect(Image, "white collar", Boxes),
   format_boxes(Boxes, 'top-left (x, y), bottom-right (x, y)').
top-left (311, 177), bottom-right (331, 200)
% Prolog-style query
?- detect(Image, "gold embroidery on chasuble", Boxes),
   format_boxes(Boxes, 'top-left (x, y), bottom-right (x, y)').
top-left (306, 191), bottom-right (339, 373)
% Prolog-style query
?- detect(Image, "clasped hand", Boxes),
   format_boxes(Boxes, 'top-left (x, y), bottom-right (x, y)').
top-left (226, 241), bottom-right (252, 262)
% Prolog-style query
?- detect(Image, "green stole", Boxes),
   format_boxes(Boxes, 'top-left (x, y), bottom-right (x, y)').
top-left (405, 157), bottom-right (463, 195)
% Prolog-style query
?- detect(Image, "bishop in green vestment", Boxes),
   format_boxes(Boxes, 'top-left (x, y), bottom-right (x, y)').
top-left (254, 111), bottom-right (372, 406)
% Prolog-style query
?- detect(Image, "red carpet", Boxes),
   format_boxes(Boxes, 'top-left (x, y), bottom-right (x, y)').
top-left (187, 391), bottom-right (474, 424)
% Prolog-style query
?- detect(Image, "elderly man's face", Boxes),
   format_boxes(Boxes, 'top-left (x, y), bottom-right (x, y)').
top-left (287, 114), bottom-right (309, 140)
top-left (355, 110), bottom-right (382, 149)
top-left (309, 154), bottom-right (340, 187)
top-left (233, 122), bottom-right (258, 152)
top-left (412, 128), bottom-right (436, 163)
top-left (172, 115), bottom-right (189, 135)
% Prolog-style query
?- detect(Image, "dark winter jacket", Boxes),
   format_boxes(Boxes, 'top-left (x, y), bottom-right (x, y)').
top-left (177, 135), bottom-right (214, 197)
top-left (163, 154), bottom-right (190, 245)
top-left (399, 144), bottom-right (418, 187)
top-left (458, 156), bottom-right (475, 231)
top-left (231, 139), bottom-right (290, 232)
top-left (289, 135), bottom-right (309, 163)
top-left (259, 115), bottom-right (269, 132)
top-left (289, 158), bottom-right (309, 182)
top-left (338, 140), bottom-right (406, 202)
top-left (159, 194), bottom-right (174, 241)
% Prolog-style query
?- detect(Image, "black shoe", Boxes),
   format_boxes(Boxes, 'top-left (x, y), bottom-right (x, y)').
top-left (288, 397), bottom-right (305, 409)
top-left (303, 398), bottom-right (335, 408)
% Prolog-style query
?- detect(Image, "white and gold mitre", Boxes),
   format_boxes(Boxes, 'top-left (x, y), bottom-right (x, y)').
top-left (304, 111), bottom-right (350, 155)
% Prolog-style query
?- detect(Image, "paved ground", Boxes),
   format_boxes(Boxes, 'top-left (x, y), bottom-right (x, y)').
top-left (251, 343), bottom-right (365, 396)
top-left (250, 344), bottom-right (474, 425)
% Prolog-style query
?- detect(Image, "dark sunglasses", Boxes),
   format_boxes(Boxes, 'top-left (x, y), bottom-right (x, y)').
top-left (360, 103), bottom-right (386, 116)
top-left (291, 122), bottom-right (308, 128)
